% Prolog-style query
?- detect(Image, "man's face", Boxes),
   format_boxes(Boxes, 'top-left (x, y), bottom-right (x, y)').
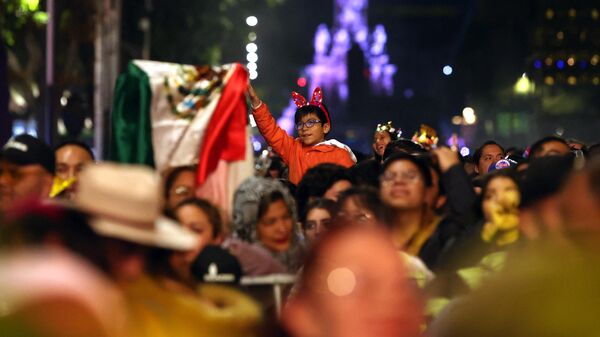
top-left (55, 145), bottom-right (93, 181)
top-left (477, 144), bottom-right (504, 175)
top-left (0, 161), bottom-right (53, 209)
top-left (532, 141), bottom-right (570, 158)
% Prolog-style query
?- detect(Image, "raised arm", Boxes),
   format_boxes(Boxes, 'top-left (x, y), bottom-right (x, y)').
top-left (433, 147), bottom-right (478, 216)
top-left (247, 84), bottom-right (297, 163)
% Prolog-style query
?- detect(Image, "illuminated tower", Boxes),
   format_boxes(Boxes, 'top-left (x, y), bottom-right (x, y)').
top-left (278, 0), bottom-right (397, 133)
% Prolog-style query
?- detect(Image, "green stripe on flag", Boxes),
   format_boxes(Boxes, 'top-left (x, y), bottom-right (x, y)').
top-left (110, 62), bottom-right (155, 167)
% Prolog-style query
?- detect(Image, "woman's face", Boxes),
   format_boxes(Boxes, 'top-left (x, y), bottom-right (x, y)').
top-left (304, 207), bottom-right (332, 243)
top-left (482, 176), bottom-right (519, 222)
top-left (171, 204), bottom-right (216, 281)
top-left (373, 131), bottom-right (392, 157)
top-left (175, 204), bottom-right (218, 245)
top-left (167, 170), bottom-right (196, 210)
top-left (379, 160), bottom-right (427, 211)
top-left (257, 199), bottom-right (294, 252)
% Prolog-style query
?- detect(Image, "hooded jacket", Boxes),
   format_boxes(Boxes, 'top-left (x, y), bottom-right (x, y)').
top-left (232, 177), bottom-right (305, 272)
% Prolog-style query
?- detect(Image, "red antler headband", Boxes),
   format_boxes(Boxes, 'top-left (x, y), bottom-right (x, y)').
top-left (291, 87), bottom-right (331, 126)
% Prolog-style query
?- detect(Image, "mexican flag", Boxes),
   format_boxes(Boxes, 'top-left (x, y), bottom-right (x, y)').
top-left (110, 60), bottom-right (253, 214)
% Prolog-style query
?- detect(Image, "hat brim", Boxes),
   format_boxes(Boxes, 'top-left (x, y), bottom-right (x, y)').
top-left (89, 215), bottom-right (199, 251)
top-left (1, 148), bottom-right (54, 174)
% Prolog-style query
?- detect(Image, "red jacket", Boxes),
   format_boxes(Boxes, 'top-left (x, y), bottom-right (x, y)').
top-left (252, 103), bottom-right (355, 185)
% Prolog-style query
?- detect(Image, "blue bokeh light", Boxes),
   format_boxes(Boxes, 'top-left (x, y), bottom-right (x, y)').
top-left (443, 65), bottom-right (453, 76)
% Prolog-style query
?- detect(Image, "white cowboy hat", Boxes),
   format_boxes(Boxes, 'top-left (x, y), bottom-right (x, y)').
top-left (74, 162), bottom-right (198, 251)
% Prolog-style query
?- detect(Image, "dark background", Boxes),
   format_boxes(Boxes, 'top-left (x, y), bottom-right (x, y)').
top-left (3, 0), bottom-right (600, 154)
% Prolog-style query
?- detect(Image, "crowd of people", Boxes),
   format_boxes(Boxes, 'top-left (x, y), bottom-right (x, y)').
top-left (1, 83), bottom-right (600, 337)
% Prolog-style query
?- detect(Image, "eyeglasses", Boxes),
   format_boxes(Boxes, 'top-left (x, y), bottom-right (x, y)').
top-left (337, 211), bottom-right (373, 222)
top-left (295, 119), bottom-right (322, 130)
top-left (379, 171), bottom-right (421, 184)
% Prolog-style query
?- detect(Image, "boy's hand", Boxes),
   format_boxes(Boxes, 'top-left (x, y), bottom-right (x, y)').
top-left (246, 83), bottom-right (262, 109)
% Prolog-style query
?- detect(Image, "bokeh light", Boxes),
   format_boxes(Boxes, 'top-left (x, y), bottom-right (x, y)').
top-left (443, 65), bottom-right (453, 76)
top-left (246, 16), bottom-right (258, 26)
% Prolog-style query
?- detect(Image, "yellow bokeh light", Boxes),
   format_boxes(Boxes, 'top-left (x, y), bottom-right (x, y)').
top-left (462, 107), bottom-right (477, 125)
top-left (514, 74), bottom-right (534, 94)
top-left (452, 116), bottom-right (463, 125)
top-left (567, 76), bottom-right (577, 85)
top-left (544, 76), bottom-right (555, 85)
top-left (21, 0), bottom-right (40, 11)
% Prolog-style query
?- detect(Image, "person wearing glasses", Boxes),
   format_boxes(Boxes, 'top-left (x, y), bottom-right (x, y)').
top-left (247, 84), bottom-right (356, 186)
top-left (379, 152), bottom-right (437, 256)
top-left (334, 186), bottom-right (392, 228)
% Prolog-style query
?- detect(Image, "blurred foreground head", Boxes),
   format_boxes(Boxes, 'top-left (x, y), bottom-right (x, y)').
top-left (560, 157), bottom-right (600, 234)
top-left (0, 200), bottom-right (127, 337)
top-left (432, 243), bottom-right (600, 337)
top-left (74, 163), bottom-right (199, 282)
top-left (518, 154), bottom-right (574, 240)
top-left (283, 226), bottom-right (423, 337)
top-left (0, 249), bottom-right (127, 337)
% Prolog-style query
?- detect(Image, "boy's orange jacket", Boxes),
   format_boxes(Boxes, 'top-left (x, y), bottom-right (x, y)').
top-left (253, 103), bottom-right (355, 185)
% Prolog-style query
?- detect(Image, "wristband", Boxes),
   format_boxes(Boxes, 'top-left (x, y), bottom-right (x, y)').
top-left (251, 100), bottom-right (263, 110)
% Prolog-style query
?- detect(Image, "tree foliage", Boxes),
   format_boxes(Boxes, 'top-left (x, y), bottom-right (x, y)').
top-left (1, 0), bottom-right (47, 46)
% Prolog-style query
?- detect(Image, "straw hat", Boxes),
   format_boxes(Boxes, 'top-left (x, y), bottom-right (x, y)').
top-left (75, 162), bottom-right (198, 251)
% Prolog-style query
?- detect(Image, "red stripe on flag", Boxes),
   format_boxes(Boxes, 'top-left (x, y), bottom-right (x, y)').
top-left (196, 64), bottom-right (249, 186)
